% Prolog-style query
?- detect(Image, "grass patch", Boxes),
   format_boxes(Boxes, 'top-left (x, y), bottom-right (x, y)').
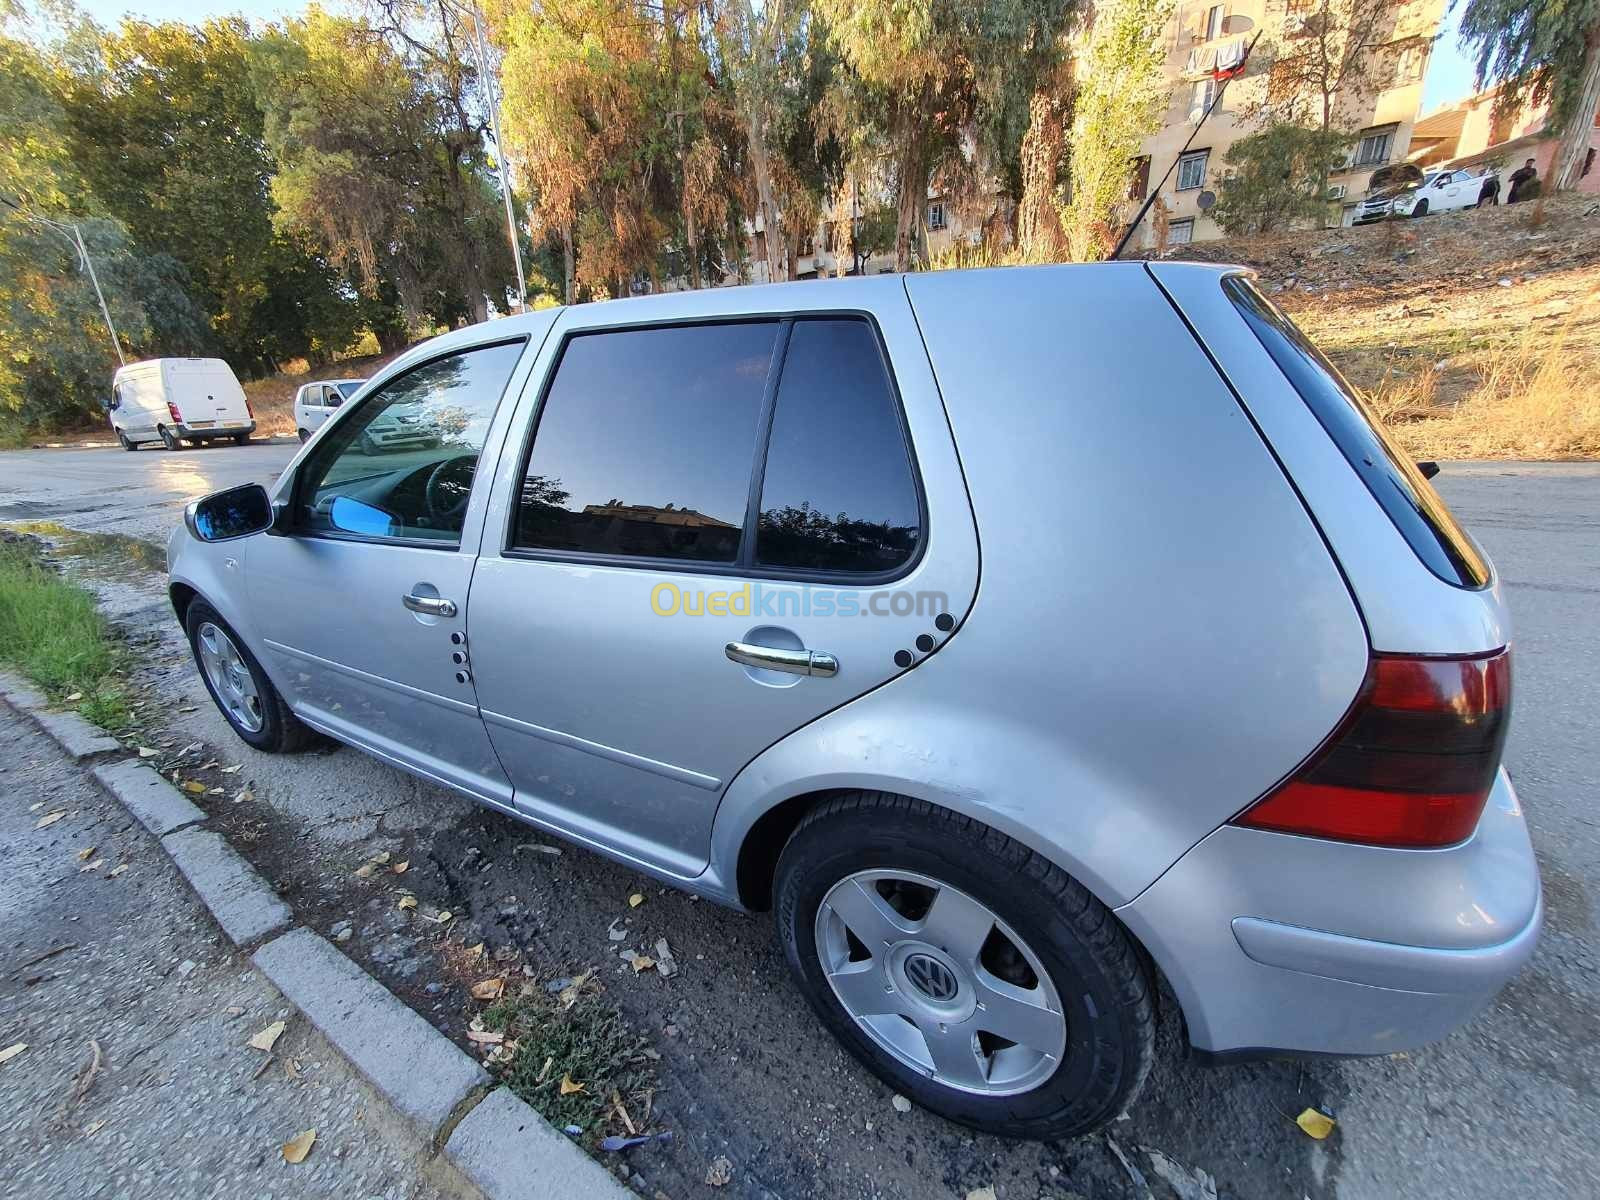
top-left (0, 534), bottom-right (131, 729)
top-left (11, 521), bottom-right (166, 573)
top-left (476, 968), bottom-right (658, 1142)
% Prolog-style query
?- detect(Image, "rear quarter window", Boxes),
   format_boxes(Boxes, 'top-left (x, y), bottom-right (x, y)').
top-left (1224, 276), bottom-right (1490, 589)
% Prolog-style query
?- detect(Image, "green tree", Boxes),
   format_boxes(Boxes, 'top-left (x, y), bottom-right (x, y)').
top-left (1058, 0), bottom-right (1172, 262)
top-left (59, 16), bottom-right (360, 374)
top-left (817, 0), bottom-right (1079, 271)
top-left (1459, 0), bottom-right (1600, 191)
top-left (1210, 124), bottom-right (1352, 235)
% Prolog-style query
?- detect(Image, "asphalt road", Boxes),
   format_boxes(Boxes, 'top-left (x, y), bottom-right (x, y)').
top-left (2, 444), bottom-right (1596, 1198)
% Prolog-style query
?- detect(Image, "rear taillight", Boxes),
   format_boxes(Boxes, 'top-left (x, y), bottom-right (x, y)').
top-left (244, 396), bottom-right (254, 419)
top-left (167, 401), bottom-right (183, 423)
top-left (1233, 648), bottom-right (1511, 848)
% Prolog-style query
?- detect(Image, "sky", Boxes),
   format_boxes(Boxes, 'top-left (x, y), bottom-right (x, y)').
top-left (75, 0), bottom-right (1487, 114)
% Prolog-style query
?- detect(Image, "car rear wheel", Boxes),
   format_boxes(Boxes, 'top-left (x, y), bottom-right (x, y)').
top-left (774, 793), bottom-right (1155, 1140)
top-left (185, 600), bottom-right (317, 753)
top-left (116, 430), bottom-right (137, 452)
top-left (1412, 198), bottom-right (1429, 217)
top-left (159, 425), bottom-right (182, 451)
top-left (233, 432), bottom-right (250, 446)
top-left (297, 428), bottom-right (311, 443)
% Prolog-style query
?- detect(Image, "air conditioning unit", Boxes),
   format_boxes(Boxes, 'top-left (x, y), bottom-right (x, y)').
top-left (1327, 183), bottom-right (1347, 200)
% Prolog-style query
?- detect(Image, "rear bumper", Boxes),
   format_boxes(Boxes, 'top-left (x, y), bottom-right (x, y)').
top-left (177, 421), bottom-right (255, 438)
top-left (1117, 769), bottom-right (1542, 1057)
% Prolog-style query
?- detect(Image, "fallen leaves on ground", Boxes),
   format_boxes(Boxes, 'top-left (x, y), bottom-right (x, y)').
top-left (558, 1073), bottom-right (585, 1095)
top-left (1296, 1107), bottom-right (1336, 1139)
top-left (706, 1155), bottom-right (734, 1187)
top-left (0, 1043), bottom-right (26, 1066)
top-left (470, 978), bottom-right (505, 1002)
top-left (137, 746), bottom-right (159, 758)
top-left (108, 864), bottom-right (128, 878)
top-left (34, 811), bottom-right (65, 829)
top-left (397, 894), bottom-right (417, 912)
top-left (248, 1020), bottom-right (286, 1052)
top-left (78, 858), bottom-right (104, 873)
top-left (281, 1129), bottom-right (316, 1164)
top-left (181, 782), bottom-right (206, 795)
top-left (629, 954), bottom-right (655, 974)
top-left (65, 691), bottom-right (83, 702)
top-left (891, 1094), bottom-right (911, 1113)
top-left (466, 1029), bottom-right (505, 1045)
top-left (628, 893), bottom-right (644, 908)
top-left (82, 1120), bottom-right (105, 1136)
top-left (393, 860), bottom-right (409, 874)
top-left (220, 763), bottom-right (242, 774)
top-left (75, 847), bottom-right (96, 861)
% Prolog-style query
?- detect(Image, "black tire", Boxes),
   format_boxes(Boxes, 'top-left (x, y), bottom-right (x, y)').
top-left (1412, 198), bottom-right (1429, 217)
top-left (774, 793), bottom-right (1155, 1140)
top-left (232, 432), bottom-right (250, 446)
top-left (185, 599), bottom-right (317, 753)
top-left (297, 428), bottom-right (311, 444)
top-left (159, 425), bottom-right (182, 451)
top-left (117, 430), bottom-right (137, 451)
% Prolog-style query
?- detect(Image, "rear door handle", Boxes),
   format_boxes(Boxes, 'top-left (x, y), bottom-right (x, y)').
top-left (725, 641), bottom-right (838, 678)
top-left (403, 592), bottom-right (457, 618)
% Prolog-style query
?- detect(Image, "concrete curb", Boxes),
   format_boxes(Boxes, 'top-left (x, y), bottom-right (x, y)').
top-left (162, 827), bottom-right (294, 948)
top-left (93, 759), bottom-right (207, 836)
top-left (253, 928), bottom-right (491, 1147)
top-left (3, 678), bottom-right (633, 1200)
top-left (445, 1087), bottom-right (631, 1199)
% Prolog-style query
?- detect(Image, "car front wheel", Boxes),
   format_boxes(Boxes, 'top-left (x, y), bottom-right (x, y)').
top-left (774, 793), bottom-right (1155, 1140)
top-left (185, 600), bottom-right (316, 753)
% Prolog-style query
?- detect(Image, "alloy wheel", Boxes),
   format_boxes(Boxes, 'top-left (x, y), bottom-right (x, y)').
top-left (196, 621), bottom-right (264, 733)
top-left (814, 869), bottom-right (1067, 1096)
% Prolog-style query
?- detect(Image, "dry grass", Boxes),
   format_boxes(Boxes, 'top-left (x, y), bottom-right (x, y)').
top-left (1364, 310), bottom-right (1600, 459)
top-left (243, 346), bottom-right (415, 437)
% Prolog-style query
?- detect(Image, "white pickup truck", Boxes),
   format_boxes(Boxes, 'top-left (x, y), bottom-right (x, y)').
top-left (1354, 165), bottom-right (1499, 224)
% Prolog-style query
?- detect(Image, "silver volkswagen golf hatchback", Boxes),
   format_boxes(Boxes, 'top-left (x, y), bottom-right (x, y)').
top-left (168, 264), bottom-right (1541, 1140)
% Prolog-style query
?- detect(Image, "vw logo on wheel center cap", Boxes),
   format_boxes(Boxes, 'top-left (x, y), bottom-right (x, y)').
top-left (904, 952), bottom-right (960, 1002)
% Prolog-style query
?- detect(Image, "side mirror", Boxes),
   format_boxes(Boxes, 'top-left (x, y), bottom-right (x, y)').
top-left (185, 483), bottom-right (274, 542)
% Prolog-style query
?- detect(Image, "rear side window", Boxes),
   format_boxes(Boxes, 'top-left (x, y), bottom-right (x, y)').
top-left (1224, 276), bottom-right (1489, 588)
top-left (755, 320), bottom-right (920, 573)
top-left (514, 322), bottom-right (781, 563)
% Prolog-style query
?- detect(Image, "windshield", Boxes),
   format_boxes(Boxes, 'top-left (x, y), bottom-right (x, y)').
top-left (336, 381), bottom-right (365, 399)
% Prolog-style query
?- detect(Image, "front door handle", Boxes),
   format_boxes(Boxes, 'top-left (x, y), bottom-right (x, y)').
top-left (725, 641), bottom-right (839, 678)
top-left (403, 592), bottom-right (458, 618)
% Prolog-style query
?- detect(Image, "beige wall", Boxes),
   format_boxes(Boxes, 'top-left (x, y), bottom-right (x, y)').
top-left (1134, 0), bottom-right (1445, 247)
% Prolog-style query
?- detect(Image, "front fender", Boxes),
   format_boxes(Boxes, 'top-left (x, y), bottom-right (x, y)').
top-left (166, 525), bottom-right (267, 668)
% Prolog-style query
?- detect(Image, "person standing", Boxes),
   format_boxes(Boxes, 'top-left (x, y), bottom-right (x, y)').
top-left (1477, 172), bottom-right (1502, 206)
top-left (1507, 158), bottom-right (1539, 203)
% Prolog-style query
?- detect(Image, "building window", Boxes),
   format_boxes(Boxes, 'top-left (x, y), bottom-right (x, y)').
top-left (927, 203), bottom-right (947, 231)
top-left (1352, 125), bottom-right (1397, 167)
top-left (1189, 77), bottom-right (1217, 121)
top-left (1129, 156), bottom-right (1151, 201)
top-left (1206, 4), bottom-right (1225, 41)
top-left (1168, 219), bottom-right (1194, 246)
top-left (1393, 42), bottom-right (1425, 85)
top-left (1177, 149), bottom-right (1209, 191)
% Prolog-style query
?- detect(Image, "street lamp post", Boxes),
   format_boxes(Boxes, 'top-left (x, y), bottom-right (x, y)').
top-left (1, 198), bottom-right (126, 365)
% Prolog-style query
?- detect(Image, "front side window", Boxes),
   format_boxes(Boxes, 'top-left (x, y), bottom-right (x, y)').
top-left (514, 322), bottom-right (781, 563)
top-left (755, 320), bottom-right (920, 574)
top-left (295, 340), bottom-right (524, 545)
top-left (1178, 149), bottom-right (1209, 190)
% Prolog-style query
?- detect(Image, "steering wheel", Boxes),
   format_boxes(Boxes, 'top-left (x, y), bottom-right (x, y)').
top-left (423, 454), bottom-right (478, 528)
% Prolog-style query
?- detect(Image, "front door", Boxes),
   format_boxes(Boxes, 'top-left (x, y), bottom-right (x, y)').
top-left (247, 339), bottom-right (528, 805)
top-left (467, 287), bottom-right (979, 878)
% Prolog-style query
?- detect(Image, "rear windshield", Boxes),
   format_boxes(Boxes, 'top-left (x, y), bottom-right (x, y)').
top-left (1224, 276), bottom-right (1489, 588)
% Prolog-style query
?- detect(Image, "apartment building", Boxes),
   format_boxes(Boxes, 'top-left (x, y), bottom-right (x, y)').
top-left (1132, 0), bottom-right (1445, 248)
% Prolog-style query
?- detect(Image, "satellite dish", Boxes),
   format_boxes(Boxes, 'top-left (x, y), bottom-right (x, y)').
top-left (1223, 15), bottom-right (1255, 34)
top-left (1197, 190), bottom-right (1218, 211)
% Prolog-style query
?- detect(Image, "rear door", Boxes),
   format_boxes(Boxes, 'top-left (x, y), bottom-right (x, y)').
top-left (168, 360), bottom-right (244, 428)
top-left (467, 284), bottom-right (979, 878)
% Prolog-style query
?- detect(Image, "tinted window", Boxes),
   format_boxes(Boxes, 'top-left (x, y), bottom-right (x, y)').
top-left (296, 341), bottom-right (524, 545)
top-left (756, 320), bottom-right (920, 573)
top-left (1225, 276), bottom-right (1489, 587)
top-left (336, 381), bottom-right (364, 399)
top-left (514, 322), bottom-right (780, 562)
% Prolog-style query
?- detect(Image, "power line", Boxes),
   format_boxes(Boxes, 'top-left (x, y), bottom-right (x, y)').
top-left (1, 195), bottom-right (126, 365)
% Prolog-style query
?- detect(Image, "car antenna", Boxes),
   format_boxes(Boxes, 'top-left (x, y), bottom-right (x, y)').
top-left (1110, 28), bottom-right (1263, 262)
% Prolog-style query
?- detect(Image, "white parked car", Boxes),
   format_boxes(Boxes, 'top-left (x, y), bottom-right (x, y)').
top-left (1354, 166), bottom-right (1498, 224)
top-left (106, 357), bottom-right (255, 450)
top-left (293, 378), bottom-right (366, 442)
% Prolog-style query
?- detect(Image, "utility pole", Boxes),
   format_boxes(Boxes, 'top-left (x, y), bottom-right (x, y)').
top-left (2, 197), bottom-right (125, 365)
top-left (462, 0), bottom-right (527, 311)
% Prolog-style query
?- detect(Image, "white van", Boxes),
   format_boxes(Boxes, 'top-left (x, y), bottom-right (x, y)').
top-left (107, 358), bottom-right (255, 450)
